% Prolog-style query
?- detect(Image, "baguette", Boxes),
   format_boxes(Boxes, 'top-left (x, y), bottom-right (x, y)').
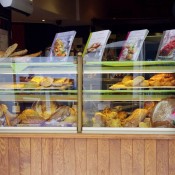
top-left (22, 51), bottom-right (42, 57)
top-left (3, 43), bottom-right (18, 57)
top-left (10, 49), bottom-right (28, 57)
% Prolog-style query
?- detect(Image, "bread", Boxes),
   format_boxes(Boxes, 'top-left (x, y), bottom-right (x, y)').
top-left (3, 43), bottom-right (18, 57)
top-left (123, 108), bottom-right (148, 127)
top-left (40, 77), bottom-right (54, 87)
top-left (22, 51), bottom-right (42, 57)
top-left (10, 49), bottom-right (28, 57)
top-left (133, 76), bottom-right (145, 86)
top-left (152, 97), bottom-right (175, 126)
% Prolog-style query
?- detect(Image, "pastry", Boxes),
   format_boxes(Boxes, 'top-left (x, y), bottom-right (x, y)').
top-left (122, 75), bottom-right (133, 84)
top-left (40, 77), bottom-right (54, 87)
top-left (30, 76), bottom-right (44, 85)
top-left (52, 78), bottom-right (69, 87)
top-left (140, 80), bottom-right (149, 87)
top-left (123, 108), bottom-right (148, 127)
top-left (124, 80), bottom-right (133, 86)
top-left (109, 83), bottom-right (126, 89)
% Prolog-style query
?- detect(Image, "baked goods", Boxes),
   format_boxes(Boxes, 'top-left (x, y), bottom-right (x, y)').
top-left (30, 76), bottom-right (44, 85)
top-left (152, 97), bottom-right (175, 127)
top-left (3, 43), bottom-right (18, 57)
top-left (123, 108), bottom-right (148, 127)
top-left (52, 78), bottom-right (70, 87)
top-left (10, 49), bottom-right (28, 57)
top-left (32, 101), bottom-right (58, 120)
top-left (148, 73), bottom-right (175, 86)
top-left (22, 51), bottom-right (42, 57)
top-left (40, 77), bottom-right (54, 87)
top-left (0, 43), bottom-right (42, 59)
top-left (109, 75), bottom-right (148, 89)
top-left (122, 75), bottom-right (133, 83)
top-left (133, 76), bottom-right (145, 86)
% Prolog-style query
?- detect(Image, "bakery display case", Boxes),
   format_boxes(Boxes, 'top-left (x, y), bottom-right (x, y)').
top-left (82, 60), bottom-right (175, 134)
top-left (0, 56), bottom-right (78, 133)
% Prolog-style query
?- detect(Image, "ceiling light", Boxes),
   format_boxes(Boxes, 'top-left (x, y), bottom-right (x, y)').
top-left (42, 19), bottom-right (45, 22)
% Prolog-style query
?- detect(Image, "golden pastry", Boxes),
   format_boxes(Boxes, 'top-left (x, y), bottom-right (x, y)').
top-left (122, 75), bottom-right (133, 84)
top-left (52, 78), bottom-right (69, 87)
top-left (140, 80), bottom-right (149, 87)
top-left (124, 80), bottom-right (133, 86)
top-left (30, 76), bottom-right (44, 85)
top-left (123, 108), bottom-right (148, 127)
top-left (40, 77), bottom-right (54, 87)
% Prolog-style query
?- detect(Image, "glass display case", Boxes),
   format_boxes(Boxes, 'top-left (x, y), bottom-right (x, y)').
top-left (82, 61), bottom-right (175, 134)
top-left (0, 57), bottom-right (78, 133)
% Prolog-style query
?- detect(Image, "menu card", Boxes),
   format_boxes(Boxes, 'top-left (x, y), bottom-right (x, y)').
top-left (119, 29), bottom-right (149, 61)
top-left (83, 30), bottom-right (111, 61)
top-left (49, 31), bottom-right (76, 58)
top-left (156, 29), bottom-right (175, 60)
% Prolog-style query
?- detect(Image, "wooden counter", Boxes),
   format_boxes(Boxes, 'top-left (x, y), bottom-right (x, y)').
top-left (0, 134), bottom-right (175, 175)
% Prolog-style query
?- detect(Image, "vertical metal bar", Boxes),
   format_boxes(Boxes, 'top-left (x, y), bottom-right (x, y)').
top-left (77, 52), bottom-right (83, 133)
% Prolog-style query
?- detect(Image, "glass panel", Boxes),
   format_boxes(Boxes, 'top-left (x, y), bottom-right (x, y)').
top-left (0, 57), bottom-right (77, 129)
top-left (83, 42), bottom-right (175, 131)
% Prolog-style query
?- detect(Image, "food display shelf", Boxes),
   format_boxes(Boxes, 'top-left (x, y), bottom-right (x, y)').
top-left (0, 62), bottom-right (77, 74)
top-left (83, 61), bottom-right (175, 74)
top-left (0, 94), bottom-right (77, 102)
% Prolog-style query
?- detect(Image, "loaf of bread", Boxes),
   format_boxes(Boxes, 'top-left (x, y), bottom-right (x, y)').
top-left (123, 108), bottom-right (148, 127)
top-left (3, 43), bottom-right (18, 57)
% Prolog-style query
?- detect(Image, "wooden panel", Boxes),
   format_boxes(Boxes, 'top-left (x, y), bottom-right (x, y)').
top-left (121, 140), bottom-right (132, 175)
top-left (1, 133), bottom-right (175, 140)
top-left (109, 139), bottom-right (121, 175)
top-left (98, 139), bottom-right (110, 175)
top-left (64, 139), bottom-right (76, 175)
top-left (19, 138), bottom-right (31, 175)
top-left (133, 140), bottom-right (144, 175)
top-left (41, 138), bottom-right (53, 175)
top-left (53, 139), bottom-right (64, 175)
top-left (145, 140), bottom-right (156, 175)
top-left (157, 140), bottom-right (169, 175)
top-left (75, 139), bottom-right (87, 175)
top-left (9, 138), bottom-right (20, 175)
top-left (0, 138), bottom-right (9, 175)
top-left (31, 138), bottom-right (41, 175)
top-left (87, 139), bottom-right (98, 175)
top-left (169, 140), bottom-right (175, 175)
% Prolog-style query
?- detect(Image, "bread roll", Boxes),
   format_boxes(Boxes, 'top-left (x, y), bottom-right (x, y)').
top-left (133, 76), bottom-right (145, 86)
top-left (123, 108), bottom-right (148, 127)
top-left (40, 77), bottom-right (54, 87)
